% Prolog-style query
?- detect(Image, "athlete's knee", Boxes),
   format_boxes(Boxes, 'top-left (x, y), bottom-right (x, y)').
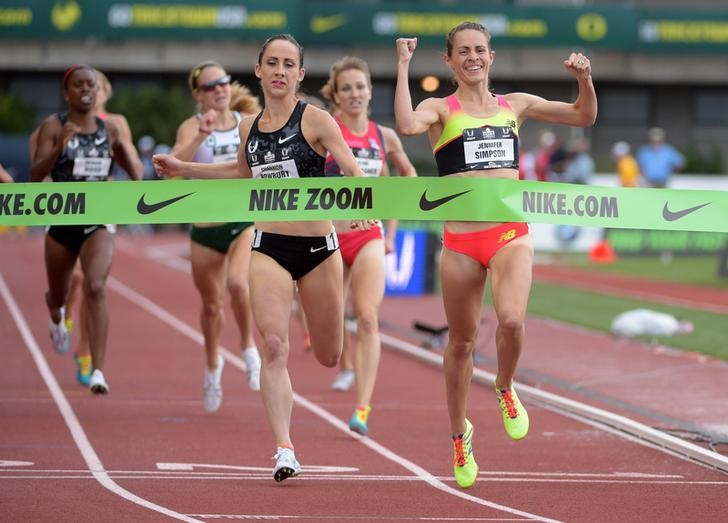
top-left (448, 333), bottom-right (477, 357)
top-left (261, 332), bottom-right (289, 365)
top-left (314, 346), bottom-right (340, 368)
top-left (356, 307), bottom-right (379, 337)
top-left (497, 313), bottom-right (525, 337)
top-left (201, 299), bottom-right (223, 320)
top-left (82, 276), bottom-right (106, 301)
top-left (226, 277), bottom-right (250, 300)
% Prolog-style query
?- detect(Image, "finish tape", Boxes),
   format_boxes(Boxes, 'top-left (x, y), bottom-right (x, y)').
top-left (0, 177), bottom-right (726, 232)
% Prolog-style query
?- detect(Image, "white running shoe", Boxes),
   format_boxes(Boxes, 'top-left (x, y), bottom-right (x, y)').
top-left (242, 347), bottom-right (261, 391)
top-left (273, 447), bottom-right (301, 482)
top-left (330, 369), bottom-right (355, 391)
top-left (203, 354), bottom-right (224, 412)
top-left (49, 307), bottom-right (70, 354)
top-left (89, 369), bottom-right (109, 395)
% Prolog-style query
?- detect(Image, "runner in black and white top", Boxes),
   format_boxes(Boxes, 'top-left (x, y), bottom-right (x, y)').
top-left (153, 33), bottom-right (372, 483)
top-left (30, 64), bottom-right (142, 395)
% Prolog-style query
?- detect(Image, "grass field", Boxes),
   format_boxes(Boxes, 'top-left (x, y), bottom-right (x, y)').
top-left (484, 255), bottom-right (728, 360)
top-left (541, 252), bottom-right (728, 289)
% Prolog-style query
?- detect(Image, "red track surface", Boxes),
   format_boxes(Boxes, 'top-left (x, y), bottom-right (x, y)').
top-left (2, 232), bottom-right (726, 522)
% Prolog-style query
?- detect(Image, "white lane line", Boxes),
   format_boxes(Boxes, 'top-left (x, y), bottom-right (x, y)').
top-left (190, 516), bottom-right (522, 522)
top-left (108, 276), bottom-right (562, 523)
top-left (2, 474), bottom-right (725, 486)
top-left (378, 332), bottom-right (728, 474)
top-left (0, 273), bottom-right (203, 523)
top-left (0, 468), bottom-right (687, 480)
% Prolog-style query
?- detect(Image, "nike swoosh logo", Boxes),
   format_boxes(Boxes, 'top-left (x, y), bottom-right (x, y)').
top-left (83, 226), bottom-right (99, 235)
top-left (278, 133), bottom-right (297, 144)
top-left (310, 245), bottom-right (327, 253)
top-left (662, 201), bottom-right (710, 221)
top-left (419, 190), bottom-right (471, 211)
top-left (310, 14), bottom-right (348, 34)
top-left (137, 192), bottom-right (194, 215)
top-left (94, 136), bottom-right (106, 146)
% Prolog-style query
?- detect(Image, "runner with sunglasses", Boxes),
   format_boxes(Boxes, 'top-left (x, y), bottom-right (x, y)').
top-left (170, 61), bottom-right (262, 413)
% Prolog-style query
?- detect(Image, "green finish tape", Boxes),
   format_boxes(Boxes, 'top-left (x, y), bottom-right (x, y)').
top-left (1, 177), bottom-right (726, 232)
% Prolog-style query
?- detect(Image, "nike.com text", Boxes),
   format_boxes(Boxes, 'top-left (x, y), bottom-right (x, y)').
top-left (522, 191), bottom-right (618, 218)
top-left (0, 191), bottom-right (85, 216)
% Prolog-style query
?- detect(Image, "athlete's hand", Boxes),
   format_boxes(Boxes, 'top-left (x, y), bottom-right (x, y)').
top-left (564, 52), bottom-right (591, 79)
top-left (198, 109), bottom-right (218, 136)
top-left (350, 219), bottom-right (377, 231)
top-left (152, 153), bottom-right (184, 179)
top-left (61, 121), bottom-right (82, 147)
top-left (396, 38), bottom-right (417, 64)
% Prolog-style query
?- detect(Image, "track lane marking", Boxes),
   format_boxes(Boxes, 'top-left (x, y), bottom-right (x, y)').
top-left (108, 276), bottom-right (562, 523)
top-left (0, 273), bottom-right (203, 523)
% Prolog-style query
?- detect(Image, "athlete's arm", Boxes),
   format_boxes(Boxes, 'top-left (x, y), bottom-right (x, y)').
top-left (306, 106), bottom-right (365, 177)
top-left (170, 114), bottom-right (212, 162)
top-left (0, 164), bottom-right (13, 183)
top-left (234, 118), bottom-right (254, 179)
top-left (106, 120), bottom-right (142, 180)
top-left (30, 117), bottom-right (76, 182)
top-left (108, 114), bottom-right (143, 179)
top-left (394, 38), bottom-right (440, 136)
top-left (381, 125), bottom-right (415, 252)
top-left (381, 125), bottom-right (417, 178)
top-left (512, 53), bottom-right (597, 127)
top-left (152, 154), bottom-right (240, 179)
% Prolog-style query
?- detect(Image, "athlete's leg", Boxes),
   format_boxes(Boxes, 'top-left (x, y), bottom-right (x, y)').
top-left (44, 234), bottom-right (78, 324)
top-left (190, 240), bottom-right (226, 371)
top-left (488, 235), bottom-right (533, 390)
top-left (297, 253), bottom-right (345, 369)
top-left (348, 239), bottom-right (386, 409)
top-left (225, 226), bottom-right (255, 349)
top-left (78, 229), bottom-right (114, 371)
top-left (440, 247), bottom-right (487, 436)
top-left (249, 252), bottom-right (296, 446)
top-left (65, 261), bottom-right (83, 330)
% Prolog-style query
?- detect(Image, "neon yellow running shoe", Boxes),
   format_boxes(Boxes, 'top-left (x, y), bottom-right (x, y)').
top-left (495, 386), bottom-right (529, 440)
top-left (348, 405), bottom-right (371, 435)
top-left (452, 418), bottom-right (478, 489)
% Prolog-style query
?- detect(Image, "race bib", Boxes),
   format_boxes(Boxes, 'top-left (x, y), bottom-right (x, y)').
top-left (462, 126), bottom-right (516, 167)
top-left (252, 159), bottom-right (300, 179)
top-left (355, 157), bottom-right (384, 177)
top-left (72, 157), bottom-right (112, 178)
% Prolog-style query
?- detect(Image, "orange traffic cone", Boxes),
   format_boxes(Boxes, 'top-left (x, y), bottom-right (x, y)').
top-left (589, 240), bottom-right (616, 264)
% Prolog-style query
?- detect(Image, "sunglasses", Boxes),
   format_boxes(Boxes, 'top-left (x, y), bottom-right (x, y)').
top-left (197, 75), bottom-right (231, 92)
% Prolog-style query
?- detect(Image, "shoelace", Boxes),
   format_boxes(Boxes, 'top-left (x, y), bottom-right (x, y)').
top-left (453, 436), bottom-right (467, 467)
top-left (499, 390), bottom-right (519, 418)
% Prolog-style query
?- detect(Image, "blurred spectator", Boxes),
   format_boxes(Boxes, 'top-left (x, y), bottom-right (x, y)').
top-left (534, 129), bottom-right (566, 182)
top-left (560, 137), bottom-right (594, 185)
top-left (611, 141), bottom-right (640, 187)
top-left (138, 135), bottom-right (158, 179)
top-left (636, 127), bottom-right (685, 188)
top-left (518, 150), bottom-right (536, 180)
top-left (0, 163), bottom-right (14, 183)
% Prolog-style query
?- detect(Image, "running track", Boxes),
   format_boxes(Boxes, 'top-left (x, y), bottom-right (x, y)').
top-left (1, 232), bottom-right (726, 522)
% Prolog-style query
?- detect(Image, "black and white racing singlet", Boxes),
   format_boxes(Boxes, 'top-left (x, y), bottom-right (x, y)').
top-left (51, 113), bottom-right (114, 182)
top-left (244, 100), bottom-right (325, 179)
